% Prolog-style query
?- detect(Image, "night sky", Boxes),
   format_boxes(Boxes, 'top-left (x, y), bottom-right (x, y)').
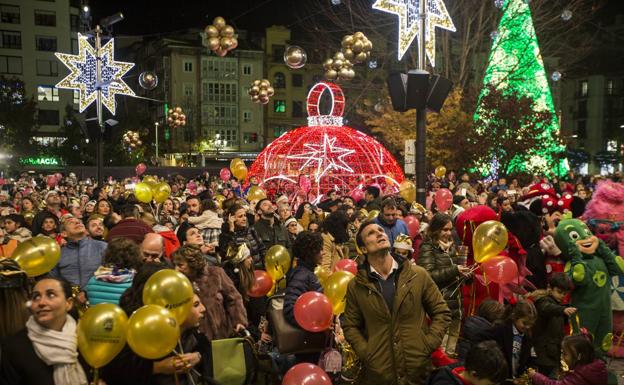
top-left (90, 0), bottom-right (298, 36)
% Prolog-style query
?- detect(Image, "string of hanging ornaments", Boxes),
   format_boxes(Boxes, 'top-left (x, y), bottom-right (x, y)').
top-left (247, 82), bottom-right (404, 201)
top-left (323, 32), bottom-right (372, 81)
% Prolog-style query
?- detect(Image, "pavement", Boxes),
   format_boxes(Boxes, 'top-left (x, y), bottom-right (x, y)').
top-left (608, 357), bottom-right (624, 384)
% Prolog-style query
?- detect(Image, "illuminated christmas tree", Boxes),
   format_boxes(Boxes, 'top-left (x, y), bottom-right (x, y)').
top-left (474, 0), bottom-right (567, 176)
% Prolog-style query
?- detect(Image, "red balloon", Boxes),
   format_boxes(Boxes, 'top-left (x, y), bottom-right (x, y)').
top-left (248, 270), bottom-right (273, 298)
top-left (135, 163), bottom-right (147, 176)
top-left (334, 258), bottom-right (357, 275)
top-left (282, 363), bottom-right (332, 385)
top-left (293, 292), bottom-right (333, 332)
top-left (403, 215), bottom-right (421, 239)
top-left (46, 175), bottom-right (57, 188)
top-left (434, 188), bottom-right (453, 212)
top-left (350, 188), bottom-right (364, 203)
top-left (482, 256), bottom-right (518, 284)
top-left (219, 168), bottom-right (231, 182)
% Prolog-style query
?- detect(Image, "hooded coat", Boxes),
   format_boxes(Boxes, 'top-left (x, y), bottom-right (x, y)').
top-left (530, 359), bottom-right (608, 385)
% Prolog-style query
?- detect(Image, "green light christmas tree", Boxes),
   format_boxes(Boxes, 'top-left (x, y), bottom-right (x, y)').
top-left (474, 0), bottom-right (567, 176)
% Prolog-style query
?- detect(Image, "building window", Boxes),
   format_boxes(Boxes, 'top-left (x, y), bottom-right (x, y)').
top-left (0, 5), bottom-right (19, 24)
top-left (202, 82), bottom-right (238, 103)
top-left (34, 10), bottom-right (56, 26)
top-left (36, 35), bottom-right (57, 51)
top-left (215, 129), bottom-right (237, 144)
top-left (36, 60), bottom-right (58, 76)
top-left (183, 61), bottom-right (193, 72)
top-left (274, 100), bottom-right (286, 113)
top-left (243, 132), bottom-right (258, 143)
top-left (70, 14), bottom-right (79, 32)
top-left (577, 100), bottom-right (587, 119)
top-left (37, 85), bottom-right (59, 102)
top-left (272, 45), bottom-right (284, 62)
top-left (73, 90), bottom-right (79, 106)
top-left (577, 120), bottom-right (586, 139)
top-left (243, 64), bottom-right (252, 75)
top-left (607, 80), bottom-right (614, 95)
top-left (202, 105), bottom-right (238, 126)
top-left (292, 101), bottom-right (304, 118)
top-left (273, 126), bottom-right (288, 137)
top-left (243, 111), bottom-right (252, 123)
top-left (274, 72), bottom-right (285, 89)
top-left (38, 109), bottom-right (59, 126)
top-left (292, 74), bottom-right (303, 87)
top-left (0, 30), bottom-right (21, 49)
top-left (580, 80), bottom-right (588, 97)
top-left (183, 83), bottom-right (194, 97)
top-left (0, 55), bottom-right (22, 74)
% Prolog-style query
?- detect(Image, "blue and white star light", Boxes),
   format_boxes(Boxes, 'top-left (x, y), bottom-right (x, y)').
top-left (55, 34), bottom-right (135, 114)
top-left (372, 0), bottom-right (455, 65)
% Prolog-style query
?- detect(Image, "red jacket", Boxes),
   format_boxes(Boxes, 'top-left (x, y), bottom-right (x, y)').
top-left (531, 359), bottom-right (607, 385)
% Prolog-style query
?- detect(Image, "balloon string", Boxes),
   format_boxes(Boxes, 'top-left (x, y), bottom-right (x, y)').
top-left (92, 367), bottom-right (99, 385)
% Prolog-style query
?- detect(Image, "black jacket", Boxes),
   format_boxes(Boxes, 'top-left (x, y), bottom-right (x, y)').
top-left (426, 362), bottom-right (464, 385)
top-left (418, 239), bottom-right (462, 318)
top-left (456, 315), bottom-right (496, 361)
top-left (253, 218), bottom-right (291, 254)
top-left (492, 323), bottom-right (533, 380)
top-left (218, 225), bottom-right (266, 268)
top-left (283, 260), bottom-right (322, 327)
top-left (0, 328), bottom-right (91, 385)
top-left (533, 294), bottom-right (567, 367)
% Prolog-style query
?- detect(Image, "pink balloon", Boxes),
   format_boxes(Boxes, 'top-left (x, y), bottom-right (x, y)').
top-left (219, 167), bottom-right (231, 182)
top-left (294, 292), bottom-right (333, 332)
top-left (46, 175), bottom-right (57, 188)
top-left (248, 270), bottom-right (273, 298)
top-left (482, 256), bottom-right (518, 284)
top-left (334, 259), bottom-right (358, 275)
top-left (283, 363), bottom-right (332, 385)
top-left (434, 188), bottom-right (453, 212)
top-left (350, 188), bottom-right (364, 203)
top-left (131, 176), bottom-right (139, 183)
top-left (403, 215), bottom-right (421, 239)
top-left (135, 163), bottom-right (147, 176)
top-left (54, 172), bottom-right (63, 181)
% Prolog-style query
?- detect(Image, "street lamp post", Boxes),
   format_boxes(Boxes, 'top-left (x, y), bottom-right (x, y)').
top-left (415, 0), bottom-right (428, 206)
top-left (154, 122), bottom-right (159, 162)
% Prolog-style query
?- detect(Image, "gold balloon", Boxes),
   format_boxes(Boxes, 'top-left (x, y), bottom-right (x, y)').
top-left (435, 165), bottom-right (447, 178)
top-left (362, 40), bottom-right (373, 51)
top-left (213, 16), bottom-right (226, 30)
top-left (473, 220), bottom-right (508, 263)
top-left (208, 37), bottom-right (220, 50)
top-left (265, 245), bottom-right (291, 282)
top-left (249, 85), bottom-right (260, 95)
top-left (352, 40), bottom-right (364, 53)
top-left (230, 37), bottom-right (238, 50)
top-left (399, 180), bottom-right (416, 204)
top-left (341, 35), bottom-right (354, 48)
top-left (354, 52), bottom-right (368, 63)
top-left (325, 70), bottom-right (338, 80)
top-left (221, 25), bottom-right (234, 38)
top-left (260, 96), bottom-right (269, 104)
top-left (220, 37), bottom-right (234, 50)
top-left (230, 157), bottom-right (244, 171)
top-left (266, 86), bottom-right (275, 97)
top-left (366, 210), bottom-right (379, 222)
top-left (324, 271), bottom-right (355, 315)
top-left (214, 194), bottom-right (226, 209)
top-left (314, 266), bottom-right (332, 287)
top-left (333, 59), bottom-right (344, 70)
top-left (77, 304), bottom-right (128, 368)
top-left (231, 163), bottom-right (248, 181)
top-left (260, 80), bottom-right (270, 89)
top-left (353, 31), bottom-right (365, 39)
top-left (205, 25), bottom-right (219, 38)
top-left (247, 186), bottom-right (267, 201)
top-left (134, 182), bottom-right (153, 203)
top-left (339, 67), bottom-right (351, 79)
top-left (334, 52), bottom-right (345, 61)
top-left (11, 236), bottom-right (61, 277)
top-left (342, 48), bottom-right (354, 60)
top-left (142, 175), bottom-right (158, 186)
top-left (323, 58), bottom-right (334, 70)
top-left (251, 95), bottom-right (260, 102)
top-left (127, 305), bottom-right (180, 359)
top-left (153, 182), bottom-right (171, 204)
top-left (142, 269), bottom-right (194, 325)
top-left (175, 107), bottom-right (182, 113)
top-left (259, 89), bottom-right (268, 98)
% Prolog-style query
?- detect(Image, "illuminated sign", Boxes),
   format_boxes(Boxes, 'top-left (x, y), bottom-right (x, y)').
top-left (19, 157), bottom-right (62, 166)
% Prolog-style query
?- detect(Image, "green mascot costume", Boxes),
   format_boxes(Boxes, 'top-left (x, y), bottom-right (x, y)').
top-left (554, 218), bottom-right (624, 352)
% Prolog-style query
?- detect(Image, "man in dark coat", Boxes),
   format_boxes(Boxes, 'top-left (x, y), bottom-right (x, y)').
top-left (253, 198), bottom-right (291, 251)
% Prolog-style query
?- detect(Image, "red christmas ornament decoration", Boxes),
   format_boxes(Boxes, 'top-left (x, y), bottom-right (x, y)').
top-left (248, 82), bottom-right (404, 199)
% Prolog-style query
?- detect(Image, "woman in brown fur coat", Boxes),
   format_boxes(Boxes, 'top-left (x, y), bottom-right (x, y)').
top-left (173, 245), bottom-right (248, 340)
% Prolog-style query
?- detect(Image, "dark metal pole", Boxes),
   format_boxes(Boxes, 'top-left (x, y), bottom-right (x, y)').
top-left (95, 25), bottom-right (104, 187)
top-left (416, 108), bottom-right (427, 205)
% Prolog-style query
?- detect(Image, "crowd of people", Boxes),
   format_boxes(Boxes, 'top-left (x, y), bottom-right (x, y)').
top-left (0, 169), bottom-right (621, 385)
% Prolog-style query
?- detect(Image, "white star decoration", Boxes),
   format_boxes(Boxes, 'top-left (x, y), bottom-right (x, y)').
top-left (55, 34), bottom-right (135, 114)
top-left (372, 0), bottom-right (455, 65)
top-left (287, 134), bottom-right (355, 182)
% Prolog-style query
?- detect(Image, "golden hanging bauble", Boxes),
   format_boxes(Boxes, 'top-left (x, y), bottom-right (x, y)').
top-left (205, 25), bottom-right (219, 38)
top-left (213, 16), bottom-right (226, 30)
top-left (221, 25), bottom-right (234, 38)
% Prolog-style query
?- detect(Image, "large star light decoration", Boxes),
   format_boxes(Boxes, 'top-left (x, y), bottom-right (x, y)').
top-left (55, 34), bottom-right (135, 114)
top-left (372, 0), bottom-right (455, 65)
top-left (288, 134), bottom-right (355, 182)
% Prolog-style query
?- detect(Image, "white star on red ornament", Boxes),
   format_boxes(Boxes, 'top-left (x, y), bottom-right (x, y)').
top-left (288, 134), bottom-right (355, 181)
